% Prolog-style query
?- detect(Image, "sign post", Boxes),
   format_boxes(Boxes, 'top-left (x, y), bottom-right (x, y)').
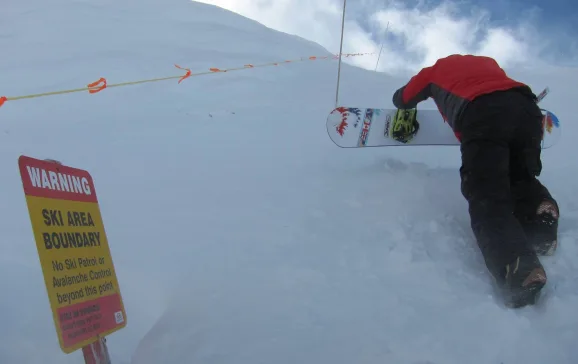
top-left (18, 155), bottom-right (126, 354)
top-left (82, 337), bottom-right (111, 364)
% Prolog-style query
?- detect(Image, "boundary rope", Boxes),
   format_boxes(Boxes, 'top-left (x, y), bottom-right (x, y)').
top-left (0, 52), bottom-right (372, 109)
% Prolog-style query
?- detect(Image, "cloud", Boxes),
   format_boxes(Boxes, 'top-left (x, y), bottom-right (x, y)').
top-left (196, 0), bottom-right (552, 74)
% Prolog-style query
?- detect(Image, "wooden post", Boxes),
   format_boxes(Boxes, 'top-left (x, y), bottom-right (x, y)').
top-left (82, 337), bottom-right (111, 364)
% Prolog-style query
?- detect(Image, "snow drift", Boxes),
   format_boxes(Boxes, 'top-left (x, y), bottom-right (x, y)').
top-left (1, 0), bottom-right (578, 363)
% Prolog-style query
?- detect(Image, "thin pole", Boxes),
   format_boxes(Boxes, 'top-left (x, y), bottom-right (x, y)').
top-left (374, 21), bottom-right (389, 71)
top-left (335, 0), bottom-right (347, 107)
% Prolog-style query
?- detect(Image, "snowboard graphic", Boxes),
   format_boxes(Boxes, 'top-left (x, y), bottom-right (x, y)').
top-left (327, 107), bottom-right (457, 147)
top-left (326, 88), bottom-right (560, 149)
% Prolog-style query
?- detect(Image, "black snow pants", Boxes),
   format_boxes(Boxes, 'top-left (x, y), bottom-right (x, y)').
top-left (455, 87), bottom-right (557, 280)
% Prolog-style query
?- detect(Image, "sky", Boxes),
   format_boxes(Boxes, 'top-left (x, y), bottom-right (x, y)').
top-left (195, 0), bottom-right (578, 75)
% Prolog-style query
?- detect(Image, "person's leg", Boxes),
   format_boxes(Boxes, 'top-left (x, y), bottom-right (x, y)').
top-left (509, 101), bottom-right (559, 255)
top-left (511, 169), bottom-right (559, 255)
top-left (460, 137), bottom-right (533, 276)
top-left (458, 91), bottom-right (546, 307)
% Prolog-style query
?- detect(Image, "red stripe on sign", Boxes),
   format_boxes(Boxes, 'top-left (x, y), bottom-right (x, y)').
top-left (58, 293), bottom-right (125, 349)
top-left (18, 155), bottom-right (98, 203)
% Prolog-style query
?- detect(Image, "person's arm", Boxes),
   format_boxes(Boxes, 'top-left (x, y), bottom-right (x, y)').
top-left (392, 66), bottom-right (434, 109)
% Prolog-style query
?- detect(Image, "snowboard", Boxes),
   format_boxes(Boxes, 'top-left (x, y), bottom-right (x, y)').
top-left (326, 87), bottom-right (560, 149)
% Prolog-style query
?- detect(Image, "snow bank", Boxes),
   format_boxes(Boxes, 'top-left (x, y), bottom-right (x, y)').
top-left (1, 0), bottom-right (577, 363)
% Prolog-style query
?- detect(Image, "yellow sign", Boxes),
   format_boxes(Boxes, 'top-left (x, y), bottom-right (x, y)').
top-left (19, 155), bottom-right (126, 353)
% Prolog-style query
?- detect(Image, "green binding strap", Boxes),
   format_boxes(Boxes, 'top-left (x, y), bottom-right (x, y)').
top-left (392, 108), bottom-right (420, 143)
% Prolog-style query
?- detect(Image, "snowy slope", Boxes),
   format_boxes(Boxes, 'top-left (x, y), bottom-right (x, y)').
top-left (1, 0), bottom-right (578, 363)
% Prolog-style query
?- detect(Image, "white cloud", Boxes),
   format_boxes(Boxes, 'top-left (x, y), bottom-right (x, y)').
top-left (195, 0), bottom-right (548, 74)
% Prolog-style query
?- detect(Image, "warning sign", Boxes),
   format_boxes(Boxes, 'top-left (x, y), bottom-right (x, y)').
top-left (18, 155), bottom-right (126, 353)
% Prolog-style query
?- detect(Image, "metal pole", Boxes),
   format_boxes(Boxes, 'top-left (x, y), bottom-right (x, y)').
top-left (335, 0), bottom-right (347, 107)
top-left (374, 21), bottom-right (389, 71)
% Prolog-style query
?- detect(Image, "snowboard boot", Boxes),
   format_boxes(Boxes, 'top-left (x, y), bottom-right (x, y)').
top-left (522, 200), bottom-right (559, 256)
top-left (498, 254), bottom-right (547, 308)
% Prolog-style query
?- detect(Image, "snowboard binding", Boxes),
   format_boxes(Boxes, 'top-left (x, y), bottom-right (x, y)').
top-left (392, 108), bottom-right (420, 144)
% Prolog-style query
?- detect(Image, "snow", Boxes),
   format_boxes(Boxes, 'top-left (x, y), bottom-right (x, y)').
top-left (1, 0), bottom-right (578, 363)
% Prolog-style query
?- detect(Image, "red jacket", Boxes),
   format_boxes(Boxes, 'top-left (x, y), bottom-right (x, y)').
top-left (392, 54), bottom-right (533, 140)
